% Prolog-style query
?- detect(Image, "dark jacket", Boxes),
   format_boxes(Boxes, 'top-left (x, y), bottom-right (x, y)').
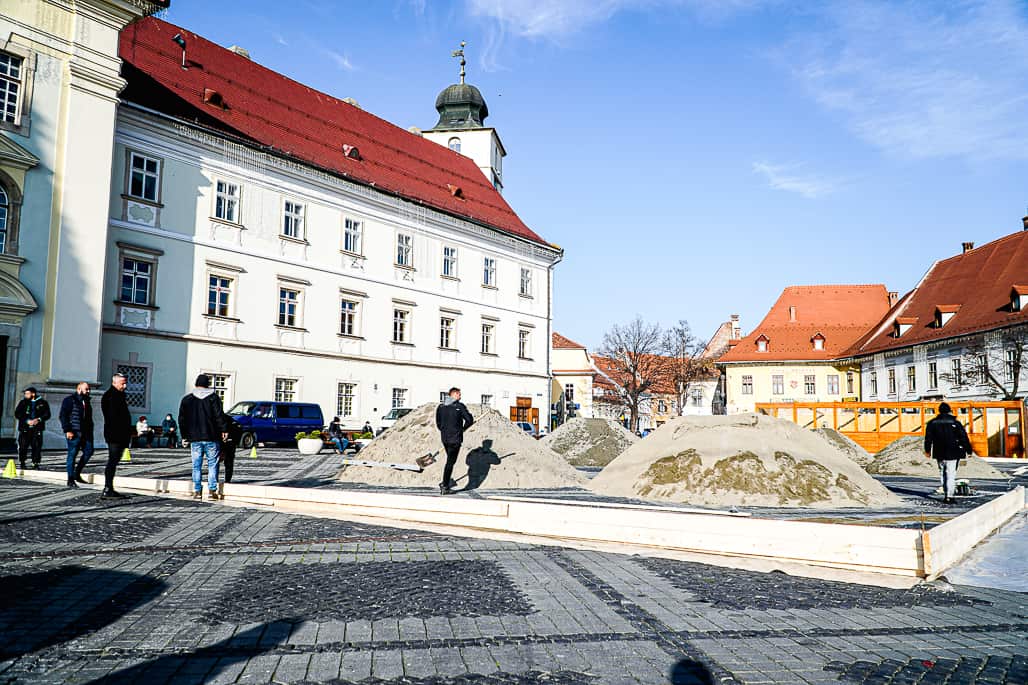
top-left (101, 386), bottom-right (132, 443)
top-left (178, 388), bottom-right (228, 442)
top-left (924, 413), bottom-right (973, 461)
top-left (59, 393), bottom-right (93, 434)
top-left (328, 420), bottom-right (344, 438)
top-left (161, 417), bottom-right (177, 434)
top-left (435, 399), bottom-right (474, 445)
top-left (14, 397), bottom-right (51, 432)
top-left (224, 415), bottom-right (244, 444)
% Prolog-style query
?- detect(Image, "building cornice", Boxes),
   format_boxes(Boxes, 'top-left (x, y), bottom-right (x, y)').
top-left (849, 320), bottom-right (1028, 362)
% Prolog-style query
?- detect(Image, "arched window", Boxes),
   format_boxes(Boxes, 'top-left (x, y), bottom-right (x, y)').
top-left (448, 137), bottom-right (461, 153)
top-left (0, 185), bottom-right (8, 254)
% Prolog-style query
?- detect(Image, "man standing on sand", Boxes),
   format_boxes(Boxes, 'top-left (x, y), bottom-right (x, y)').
top-left (435, 387), bottom-right (474, 495)
top-left (178, 374), bottom-right (228, 500)
top-left (924, 402), bottom-right (973, 504)
top-left (100, 374), bottom-right (132, 499)
top-left (14, 387), bottom-right (50, 471)
top-left (59, 382), bottom-right (94, 487)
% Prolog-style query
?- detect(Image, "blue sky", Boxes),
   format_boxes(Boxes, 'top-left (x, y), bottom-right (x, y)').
top-left (164, 1), bottom-right (1028, 350)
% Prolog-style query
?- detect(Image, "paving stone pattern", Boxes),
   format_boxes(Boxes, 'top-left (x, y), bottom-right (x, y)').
top-left (1, 452), bottom-right (1026, 684)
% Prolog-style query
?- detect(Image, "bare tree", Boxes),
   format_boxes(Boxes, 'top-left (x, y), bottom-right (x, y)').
top-left (662, 319), bottom-right (715, 416)
top-left (939, 329), bottom-right (1027, 401)
top-left (597, 316), bottom-right (665, 431)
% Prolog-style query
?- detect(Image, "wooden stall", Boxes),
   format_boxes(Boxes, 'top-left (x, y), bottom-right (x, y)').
top-left (755, 400), bottom-right (1025, 457)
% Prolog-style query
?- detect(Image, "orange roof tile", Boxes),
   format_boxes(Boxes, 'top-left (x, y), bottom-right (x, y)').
top-left (552, 332), bottom-right (586, 349)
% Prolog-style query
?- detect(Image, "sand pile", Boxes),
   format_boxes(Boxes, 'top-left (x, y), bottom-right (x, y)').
top-left (336, 403), bottom-right (587, 490)
top-left (542, 418), bottom-right (638, 467)
top-left (814, 427), bottom-right (873, 468)
top-left (866, 437), bottom-right (1008, 479)
top-left (589, 414), bottom-right (903, 508)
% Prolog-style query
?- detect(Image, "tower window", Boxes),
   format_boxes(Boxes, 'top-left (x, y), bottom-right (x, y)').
top-left (448, 137), bottom-right (461, 153)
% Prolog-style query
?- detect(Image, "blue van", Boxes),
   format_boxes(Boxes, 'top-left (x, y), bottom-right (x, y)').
top-left (227, 401), bottom-right (324, 448)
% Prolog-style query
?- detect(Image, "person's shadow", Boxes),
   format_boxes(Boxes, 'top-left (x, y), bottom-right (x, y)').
top-left (670, 659), bottom-right (715, 684)
top-left (462, 439), bottom-right (502, 491)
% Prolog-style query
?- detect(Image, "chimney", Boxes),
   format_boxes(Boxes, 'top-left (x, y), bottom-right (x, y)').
top-left (788, 306), bottom-right (797, 322)
top-left (1022, 215), bottom-right (1028, 231)
top-left (228, 45), bottom-right (250, 59)
top-left (962, 241), bottom-right (974, 253)
top-left (888, 291), bottom-right (898, 307)
top-left (730, 314), bottom-right (741, 339)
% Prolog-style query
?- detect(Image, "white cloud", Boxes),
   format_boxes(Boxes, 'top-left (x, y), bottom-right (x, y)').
top-left (323, 49), bottom-right (356, 72)
top-left (272, 33), bottom-right (289, 46)
top-left (788, 0), bottom-right (1028, 161)
top-left (752, 161), bottom-right (836, 198)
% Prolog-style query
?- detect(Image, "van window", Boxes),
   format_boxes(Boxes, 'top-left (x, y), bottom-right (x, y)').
top-left (275, 404), bottom-right (301, 419)
top-left (255, 404), bottom-right (273, 419)
top-left (228, 402), bottom-right (255, 416)
top-left (300, 405), bottom-right (321, 419)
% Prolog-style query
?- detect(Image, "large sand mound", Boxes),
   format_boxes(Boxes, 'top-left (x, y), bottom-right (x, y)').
top-left (542, 417), bottom-right (638, 467)
top-left (866, 436), bottom-right (1008, 479)
top-left (336, 403), bottom-right (587, 490)
top-left (815, 427), bottom-right (873, 468)
top-left (589, 414), bottom-right (903, 508)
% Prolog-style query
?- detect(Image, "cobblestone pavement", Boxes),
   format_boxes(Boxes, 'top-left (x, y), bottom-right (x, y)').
top-left (1, 472), bottom-right (1026, 684)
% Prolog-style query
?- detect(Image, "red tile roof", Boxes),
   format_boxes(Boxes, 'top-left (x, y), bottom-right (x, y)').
top-left (848, 230), bottom-right (1028, 356)
top-left (719, 285), bottom-right (892, 363)
top-left (118, 18), bottom-right (550, 247)
top-left (552, 332), bottom-right (586, 350)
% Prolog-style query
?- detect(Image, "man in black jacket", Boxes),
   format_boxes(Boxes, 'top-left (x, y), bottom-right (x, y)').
top-left (100, 374), bottom-right (132, 499)
top-left (59, 382), bottom-right (94, 487)
top-left (14, 387), bottom-right (51, 470)
top-left (435, 387), bottom-right (474, 495)
top-left (924, 402), bottom-right (973, 503)
top-left (178, 374), bottom-right (228, 500)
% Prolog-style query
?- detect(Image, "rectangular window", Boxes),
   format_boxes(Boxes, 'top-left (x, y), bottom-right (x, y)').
top-left (439, 316), bottom-right (455, 349)
top-left (846, 371), bottom-right (855, 394)
top-left (282, 200), bottom-right (304, 239)
top-left (214, 180), bottom-right (239, 223)
top-left (928, 362), bottom-right (938, 389)
top-left (657, 400), bottom-right (667, 413)
top-left (116, 364), bottom-right (148, 409)
top-left (952, 358), bottom-right (962, 385)
top-left (120, 258), bottom-right (153, 305)
top-left (393, 308), bottom-right (410, 343)
top-left (977, 354), bottom-right (988, 384)
top-left (520, 267), bottom-right (532, 296)
top-left (804, 375), bottom-right (816, 395)
top-left (442, 246), bottom-right (458, 278)
top-left (128, 152), bottom-right (160, 202)
top-left (1006, 350), bottom-right (1017, 382)
top-left (439, 391), bottom-right (449, 404)
top-left (210, 374), bottom-right (231, 405)
top-left (827, 374), bottom-right (839, 395)
top-left (391, 387), bottom-right (407, 409)
top-left (207, 274), bottom-right (232, 317)
top-left (870, 371), bottom-right (878, 396)
top-left (772, 375), bottom-right (784, 395)
top-left (337, 382), bottom-right (356, 418)
top-left (338, 299), bottom-right (359, 336)
top-left (343, 217), bottom-right (362, 254)
top-left (888, 368), bottom-right (897, 394)
top-left (396, 233), bottom-right (413, 267)
top-left (0, 53), bottom-right (23, 124)
top-left (518, 328), bottom-right (531, 358)
top-left (481, 394), bottom-right (492, 408)
top-left (483, 257), bottom-right (496, 287)
top-left (274, 377), bottom-right (297, 402)
top-left (481, 322), bottom-right (494, 354)
top-left (907, 366), bottom-right (916, 392)
top-left (278, 287), bottom-right (300, 327)
top-left (564, 384), bottom-right (574, 403)
top-left (741, 375), bottom-right (753, 395)
top-left (691, 390), bottom-right (704, 407)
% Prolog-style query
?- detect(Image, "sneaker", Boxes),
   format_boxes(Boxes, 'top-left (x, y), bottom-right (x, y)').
top-left (100, 489), bottom-right (127, 499)
top-left (66, 480), bottom-right (78, 488)
top-left (192, 491), bottom-right (202, 500)
top-left (208, 490), bottom-right (220, 501)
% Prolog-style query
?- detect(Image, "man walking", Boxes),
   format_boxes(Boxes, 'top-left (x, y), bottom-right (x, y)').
top-left (178, 374), bottom-right (228, 500)
top-left (100, 374), bottom-right (132, 499)
top-left (435, 387), bottom-right (474, 495)
top-left (59, 382), bottom-right (94, 487)
top-left (14, 387), bottom-right (51, 470)
top-left (924, 402), bottom-right (973, 504)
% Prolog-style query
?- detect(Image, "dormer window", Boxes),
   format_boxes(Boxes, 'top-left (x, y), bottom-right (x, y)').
top-left (202, 88), bottom-right (226, 109)
top-left (893, 316), bottom-right (917, 337)
top-left (811, 333), bottom-right (825, 351)
top-left (342, 144), bottom-right (361, 160)
top-left (934, 305), bottom-right (960, 327)
top-left (1012, 285), bottom-right (1027, 312)
top-left (755, 334), bottom-right (769, 353)
top-left (447, 183), bottom-right (464, 199)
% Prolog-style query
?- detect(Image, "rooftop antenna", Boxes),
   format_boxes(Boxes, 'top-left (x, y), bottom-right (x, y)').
top-left (172, 33), bottom-right (187, 70)
top-left (451, 40), bottom-right (466, 85)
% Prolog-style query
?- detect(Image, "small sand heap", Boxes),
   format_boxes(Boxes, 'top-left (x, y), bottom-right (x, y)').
top-left (542, 418), bottom-right (638, 467)
top-left (866, 436), bottom-right (1008, 479)
top-left (815, 427), bottom-right (873, 468)
top-left (336, 403), bottom-right (586, 490)
top-left (589, 414), bottom-right (903, 508)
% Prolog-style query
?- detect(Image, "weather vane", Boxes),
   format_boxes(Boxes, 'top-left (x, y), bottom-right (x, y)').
top-left (452, 40), bottom-right (467, 84)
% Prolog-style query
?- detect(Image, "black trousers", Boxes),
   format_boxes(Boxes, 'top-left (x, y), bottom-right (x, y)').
top-left (441, 443), bottom-right (461, 488)
top-left (221, 444), bottom-right (236, 483)
top-left (18, 428), bottom-right (42, 465)
top-left (105, 442), bottom-right (126, 490)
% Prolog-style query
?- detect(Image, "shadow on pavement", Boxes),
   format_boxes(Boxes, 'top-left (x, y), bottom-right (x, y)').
top-left (669, 658), bottom-right (715, 684)
top-left (460, 439), bottom-right (513, 491)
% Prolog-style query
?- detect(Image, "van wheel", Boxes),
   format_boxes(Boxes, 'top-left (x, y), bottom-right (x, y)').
top-left (240, 432), bottom-right (255, 449)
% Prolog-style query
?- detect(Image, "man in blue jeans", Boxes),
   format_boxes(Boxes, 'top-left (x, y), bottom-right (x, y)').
top-left (59, 382), bottom-right (94, 486)
top-left (178, 375), bottom-right (228, 500)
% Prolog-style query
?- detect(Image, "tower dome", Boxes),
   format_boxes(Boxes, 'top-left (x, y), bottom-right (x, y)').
top-left (431, 82), bottom-right (489, 129)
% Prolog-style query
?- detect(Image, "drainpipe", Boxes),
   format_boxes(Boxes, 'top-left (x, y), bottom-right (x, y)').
top-left (546, 248), bottom-right (564, 430)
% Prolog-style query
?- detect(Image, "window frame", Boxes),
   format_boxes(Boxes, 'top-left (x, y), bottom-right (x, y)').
top-left (0, 50), bottom-right (30, 133)
top-left (771, 374), bottom-right (784, 395)
top-left (517, 327), bottom-right (531, 359)
top-left (804, 374), bottom-right (816, 395)
top-left (870, 371), bottom-right (878, 396)
top-left (846, 371), bottom-right (855, 395)
top-left (442, 245), bottom-right (459, 279)
top-left (951, 358), bottom-right (963, 386)
top-left (274, 377), bottom-right (298, 403)
top-left (827, 374), bottom-right (840, 395)
top-left (482, 257), bottom-right (497, 288)
top-left (114, 361), bottom-right (153, 413)
top-left (119, 255), bottom-right (157, 307)
top-left (206, 272), bottom-right (235, 319)
top-left (481, 321), bottom-right (495, 355)
top-left (213, 178), bottom-right (241, 224)
top-left (126, 151), bottom-right (163, 205)
top-left (888, 368), bottom-right (897, 395)
top-left (276, 285), bottom-right (303, 329)
top-left (448, 137), bottom-right (461, 153)
top-left (339, 297), bottom-right (360, 338)
top-left (392, 307), bottom-right (411, 344)
top-left (281, 199), bottom-right (306, 241)
top-left (906, 366), bottom-right (916, 392)
top-left (928, 361), bottom-right (939, 390)
top-left (342, 216), bottom-right (363, 256)
top-left (1005, 349), bottom-right (1017, 383)
top-left (391, 387), bottom-right (408, 410)
top-left (439, 315), bottom-right (456, 349)
top-left (480, 394), bottom-right (492, 408)
top-left (519, 267), bottom-right (533, 297)
top-left (337, 382), bottom-right (357, 418)
top-left (741, 375), bottom-right (753, 395)
top-left (395, 232), bottom-right (414, 269)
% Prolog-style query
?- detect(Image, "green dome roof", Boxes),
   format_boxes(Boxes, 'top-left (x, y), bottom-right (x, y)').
top-left (430, 83), bottom-right (489, 130)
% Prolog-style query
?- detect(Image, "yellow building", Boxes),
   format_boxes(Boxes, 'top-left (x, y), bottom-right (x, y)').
top-left (550, 332), bottom-right (596, 427)
top-left (718, 285), bottom-right (893, 413)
